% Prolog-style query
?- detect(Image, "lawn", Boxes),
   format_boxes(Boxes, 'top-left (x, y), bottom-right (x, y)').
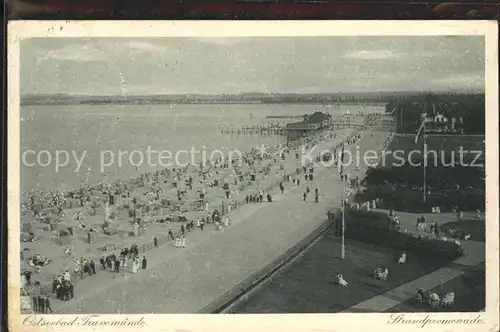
top-left (387, 135), bottom-right (484, 157)
top-left (231, 232), bottom-right (448, 313)
top-left (386, 269), bottom-right (485, 312)
top-left (440, 219), bottom-right (485, 242)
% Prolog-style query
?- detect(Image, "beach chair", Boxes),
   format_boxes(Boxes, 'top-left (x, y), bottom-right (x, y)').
top-left (379, 269), bottom-right (388, 281)
top-left (441, 292), bottom-right (455, 307)
top-left (398, 252), bottom-right (407, 264)
top-left (428, 293), bottom-right (440, 308)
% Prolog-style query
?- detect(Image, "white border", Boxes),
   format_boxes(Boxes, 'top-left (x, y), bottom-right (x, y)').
top-left (7, 21), bottom-right (499, 332)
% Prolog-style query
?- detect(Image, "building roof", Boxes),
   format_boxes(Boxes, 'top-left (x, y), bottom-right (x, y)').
top-left (286, 121), bottom-right (310, 130)
top-left (305, 111), bottom-right (332, 123)
top-left (286, 111), bottom-right (331, 130)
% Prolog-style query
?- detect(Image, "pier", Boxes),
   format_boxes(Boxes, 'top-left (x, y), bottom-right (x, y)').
top-left (220, 122), bottom-right (367, 136)
top-left (220, 125), bottom-right (286, 135)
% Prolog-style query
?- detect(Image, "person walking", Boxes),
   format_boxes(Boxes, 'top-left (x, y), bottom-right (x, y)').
top-left (68, 282), bottom-right (74, 299)
top-left (44, 295), bottom-right (53, 313)
top-left (79, 261), bottom-right (85, 280)
top-left (434, 221), bottom-right (440, 237)
top-left (51, 277), bottom-right (57, 294)
top-left (100, 257), bottom-right (106, 270)
top-left (303, 192), bottom-right (307, 202)
top-left (38, 295), bottom-right (45, 313)
top-left (168, 229), bottom-right (174, 240)
top-left (200, 220), bottom-right (205, 231)
top-left (63, 269), bottom-right (71, 282)
top-left (153, 236), bottom-right (158, 248)
top-left (32, 294), bottom-right (38, 312)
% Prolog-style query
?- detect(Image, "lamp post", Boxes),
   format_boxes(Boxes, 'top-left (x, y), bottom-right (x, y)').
top-left (423, 133), bottom-right (427, 204)
top-left (341, 184), bottom-right (347, 260)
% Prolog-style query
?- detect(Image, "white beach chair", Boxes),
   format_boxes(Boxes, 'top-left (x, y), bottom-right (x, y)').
top-left (441, 292), bottom-right (455, 307)
top-left (428, 293), bottom-right (440, 308)
top-left (398, 252), bottom-right (407, 264)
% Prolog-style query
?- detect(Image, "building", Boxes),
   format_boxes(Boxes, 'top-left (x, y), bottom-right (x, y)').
top-left (285, 111), bottom-right (332, 141)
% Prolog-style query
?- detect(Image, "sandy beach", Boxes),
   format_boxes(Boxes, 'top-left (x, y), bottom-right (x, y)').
top-left (18, 113), bottom-right (391, 313)
top-left (20, 114), bottom-right (374, 305)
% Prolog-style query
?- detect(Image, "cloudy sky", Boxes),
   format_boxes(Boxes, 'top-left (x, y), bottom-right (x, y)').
top-left (20, 36), bottom-right (484, 95)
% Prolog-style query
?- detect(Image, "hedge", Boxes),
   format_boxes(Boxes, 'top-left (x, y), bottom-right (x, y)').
top-left (334, 209), bottom-right (464, 261)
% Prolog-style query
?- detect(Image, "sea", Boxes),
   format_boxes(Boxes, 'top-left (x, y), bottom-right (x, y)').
top-left (20, 103), bottom-right (384, 196)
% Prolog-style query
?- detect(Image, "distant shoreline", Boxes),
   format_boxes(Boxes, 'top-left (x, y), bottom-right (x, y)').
top-left (20, 91), bottom-right (483, 107)
top-left (21, 101), bottom-right (389, 107)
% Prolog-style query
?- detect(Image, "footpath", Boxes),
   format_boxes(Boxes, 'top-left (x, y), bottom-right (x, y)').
top-left (51, 129), bottom-right (390, 314)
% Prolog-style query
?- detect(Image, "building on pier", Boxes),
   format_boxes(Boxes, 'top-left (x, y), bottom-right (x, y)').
top-left (285, 111), bottom-right (332, 141)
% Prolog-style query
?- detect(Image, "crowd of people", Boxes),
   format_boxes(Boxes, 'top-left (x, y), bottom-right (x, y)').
top-left (21, 113), bottom-right (373, 313)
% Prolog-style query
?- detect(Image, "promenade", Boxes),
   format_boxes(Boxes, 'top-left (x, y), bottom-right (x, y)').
top-left (50, 129), bottom-right (390, 313)
top-left (343, 211), bottom-right (485, 312)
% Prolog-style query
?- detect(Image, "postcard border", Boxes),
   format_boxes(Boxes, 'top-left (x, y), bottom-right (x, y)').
top-left (7, 20), bottom-right (500, 332)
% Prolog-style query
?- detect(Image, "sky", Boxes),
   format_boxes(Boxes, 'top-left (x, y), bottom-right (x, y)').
top-left (20, 36), bottom-right (485, 95)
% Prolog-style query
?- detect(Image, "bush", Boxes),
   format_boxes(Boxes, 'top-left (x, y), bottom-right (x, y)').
top-left (334, 209), bottom-right (464, 261)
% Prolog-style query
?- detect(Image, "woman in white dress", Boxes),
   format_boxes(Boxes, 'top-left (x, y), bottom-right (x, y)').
top-left (131, 258), bottom-right (138, 273)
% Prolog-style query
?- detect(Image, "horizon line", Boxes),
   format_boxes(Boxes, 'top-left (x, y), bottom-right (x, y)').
top-left (22, 89), bottom-right (485, 98)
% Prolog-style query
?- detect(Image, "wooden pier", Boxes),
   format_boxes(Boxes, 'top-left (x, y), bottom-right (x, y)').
top-left (221, 125), bottom-right (286, 135)
top-left (220, 122), bottom-right (367, 136)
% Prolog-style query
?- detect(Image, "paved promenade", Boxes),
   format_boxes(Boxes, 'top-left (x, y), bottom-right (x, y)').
top-left (50, 130), bottom-right (390, 314)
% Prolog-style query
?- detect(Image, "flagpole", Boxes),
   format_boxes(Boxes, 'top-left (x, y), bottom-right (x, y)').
top-left (341, 184), bottom-right (346, 260)
top-left (416, 115), bottom-right (427, 204)
top-left (423, 133), bottom-right (427, 203)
